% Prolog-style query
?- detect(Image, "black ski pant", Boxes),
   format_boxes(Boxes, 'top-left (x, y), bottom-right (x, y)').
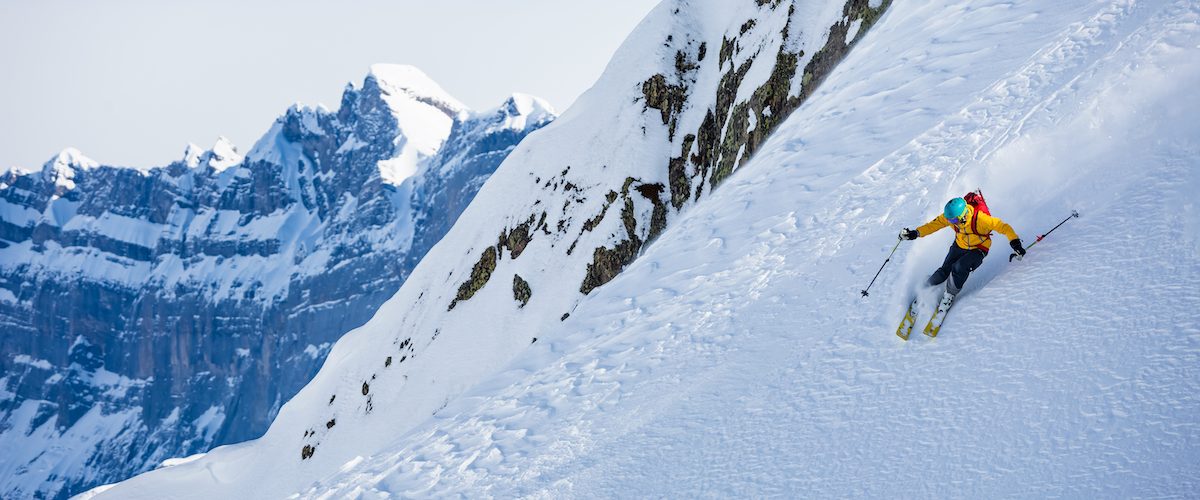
top-left (927, 245), bottom-right (986, 295)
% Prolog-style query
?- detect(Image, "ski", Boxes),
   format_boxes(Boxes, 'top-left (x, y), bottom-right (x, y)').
top-left (922, 292), bottom-right (956, 338)
top-left (895, 298), bottom-right (918, 340)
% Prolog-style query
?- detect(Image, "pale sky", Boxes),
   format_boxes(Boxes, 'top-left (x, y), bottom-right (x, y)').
top-left (0, 0), bottom-right (660, 170)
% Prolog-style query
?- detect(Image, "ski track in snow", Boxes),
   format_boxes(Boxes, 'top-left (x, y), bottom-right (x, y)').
top-left (291, 0), bottom-right (1200, 496)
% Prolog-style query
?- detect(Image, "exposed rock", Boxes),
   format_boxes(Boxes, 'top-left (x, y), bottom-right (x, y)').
top-left (578, 171), bottom-right (674, 294)
top-left (642, 74), bottom-right (685, 138)
top-left (449, 246), bottom-right (498, 310)
top-left (580, 238), bottom-right (642, 295)
top-left (581, 0), bottom-right (891, 295)
top-left (668, 134), bottom-right (696, 208)
top-left (581, 191), bottom-right (619, 233)
top-left (499, 216), bottom-right (536, 259)
top-left (512, 274), bottom-right (532, 307)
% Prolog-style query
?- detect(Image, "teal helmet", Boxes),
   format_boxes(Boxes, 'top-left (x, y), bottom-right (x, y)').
top-left (944, 197), bottom-right (967, 222)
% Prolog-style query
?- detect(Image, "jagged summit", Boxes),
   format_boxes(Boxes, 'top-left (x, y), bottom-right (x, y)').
top-left (348, 65), bottom-right (467, 186)
top-left (44, 147), bottom-right (99, 170)
top-left (181, 137), bottom-right (242, 171)
top-left (366, 63), bottom-right (467, 118)
top-left (41, 147), bottom-right (99, 190)
top-left (491, 93), bottom-right (557, 128)
top-left (181, 143), bottom-right (205, 167)
top-left (0, 59), bottom-right (555, 499)
top-left (206, 137), bottom-right (242, 171)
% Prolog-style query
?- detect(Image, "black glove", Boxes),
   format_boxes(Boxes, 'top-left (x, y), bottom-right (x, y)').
top-left (901, 228), bottom-right (919, 240)
top-left (1010, 238), bottom-right (1026, 256)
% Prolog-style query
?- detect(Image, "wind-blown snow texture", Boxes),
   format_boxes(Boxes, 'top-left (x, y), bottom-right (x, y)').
top-left (99, 0), bottom-right (1198, 497)
top-left (0, 66), bottom-right (553, 498)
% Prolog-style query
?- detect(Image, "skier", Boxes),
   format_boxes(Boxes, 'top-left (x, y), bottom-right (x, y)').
top-left (902, 196), bottom-right (1025, 300)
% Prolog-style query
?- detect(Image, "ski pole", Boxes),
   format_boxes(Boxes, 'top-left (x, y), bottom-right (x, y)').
top-left (861, 235), bottom-right (903, 297)
top-left (1010, 210), bottom-right (1080, 262)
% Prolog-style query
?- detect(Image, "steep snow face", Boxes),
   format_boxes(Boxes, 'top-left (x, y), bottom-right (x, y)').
top-left (93, 0), bottom-right (894, 498)
top-left (264, 0), bottom-right (1197, 496)
top-left (0, 67), bottom-right (553, 499)
top-left (100, 0), bottom-right (1200, 497)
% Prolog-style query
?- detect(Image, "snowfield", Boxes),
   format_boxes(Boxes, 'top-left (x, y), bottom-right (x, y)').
top-left (92, 0), bottom-right (1199, 497)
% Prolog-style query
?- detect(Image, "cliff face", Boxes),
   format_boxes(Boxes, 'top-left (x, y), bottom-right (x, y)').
top-left (0, 65), bottom-right (554, 499)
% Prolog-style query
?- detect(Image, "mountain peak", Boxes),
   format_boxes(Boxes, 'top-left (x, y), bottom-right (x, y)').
top-left (366, 64), bottom-right (467, 118)
top-left (467, 93), bottom-right (556, 135)
top-left (207, 136), bottom-right (242, 171)
top-left (499, 93), bottom-right (556, 123)
top-left (182, 143), bottom-right (205, 167)
top-left (182, 138), bottom-right (242, 171)
top-left (46, 147), bottom-right (98, 170)
top-left (41, 147), bottom-right (98, 190)
top-left (358, 65), bottom-right (468, 185)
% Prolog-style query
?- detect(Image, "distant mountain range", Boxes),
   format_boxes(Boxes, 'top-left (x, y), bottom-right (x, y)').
top-left (0, 63), bottom-right (554, 499)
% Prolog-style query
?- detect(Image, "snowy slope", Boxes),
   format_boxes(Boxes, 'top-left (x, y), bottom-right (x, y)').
top-left (96, 0), bottom-right (1199, 497)
top-left (90, 0), bottom-right (894, 497)
top-left (291, 0), bottom-right (1199, 496)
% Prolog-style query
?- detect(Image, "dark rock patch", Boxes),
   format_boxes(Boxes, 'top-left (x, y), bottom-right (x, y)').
top-left (449, 246), bottom-right (498, 310)
top-left (580, 238), bottom-right (642, 295)
top-left (512, 274), bottom-right (532, 307)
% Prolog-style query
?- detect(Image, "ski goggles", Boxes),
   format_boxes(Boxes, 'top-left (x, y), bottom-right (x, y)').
top-left (947, 216), bottom-right (963, 224)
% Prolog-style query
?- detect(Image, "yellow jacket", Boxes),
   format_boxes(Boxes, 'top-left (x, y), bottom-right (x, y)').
top-left (917, 205), bottom-right (1018, 252)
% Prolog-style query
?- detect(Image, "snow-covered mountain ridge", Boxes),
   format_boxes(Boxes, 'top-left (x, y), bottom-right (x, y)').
top-left (91, 0), bottom-right (897, 497)
top-left (99, 0), bottom-right (1200, 496)
top-left (298, 0), bottom-right (1200, 495)
top-left (0, 65), bottom-right (554, 498)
